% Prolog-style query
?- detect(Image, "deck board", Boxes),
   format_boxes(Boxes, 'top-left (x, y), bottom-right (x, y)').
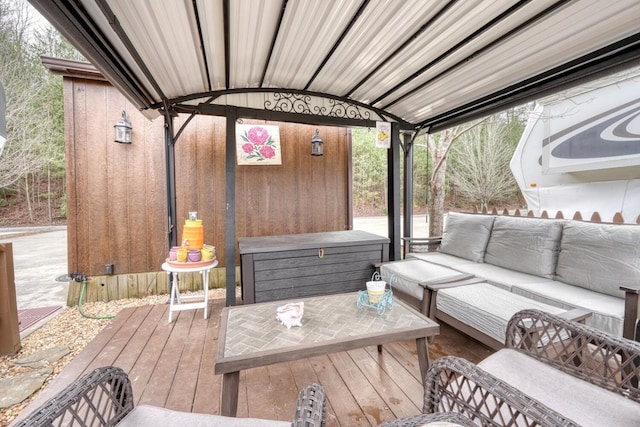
top-left (167, 315), bottom-right (207, 412)
top-left (363, 345), bottom-right (423, 408)
top-left (349, 347), bottom-right (420, 420)
top-left (141, 308), bottom-right (195, 407)
top-left (128, 305), bottom-right (174, 406)
top-left (113, 304), bottom-right (159, 372)
top-left (192, 313), bottom-right (222, 414)
top-left (16, 296), bottom-right (493, 426)
top-left (329, 350), bottom-right (400, 425)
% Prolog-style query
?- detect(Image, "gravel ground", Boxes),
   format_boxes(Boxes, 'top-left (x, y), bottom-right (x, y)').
top-left (0, 288), bottom-right (229, 426)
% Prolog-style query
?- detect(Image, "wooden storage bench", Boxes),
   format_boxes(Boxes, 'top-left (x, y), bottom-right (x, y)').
top-left (238, 230), bottom-right (389, 303)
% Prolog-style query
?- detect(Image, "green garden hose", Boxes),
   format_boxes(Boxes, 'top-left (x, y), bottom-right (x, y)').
top-left (74, 275), bottom-right (115, 320)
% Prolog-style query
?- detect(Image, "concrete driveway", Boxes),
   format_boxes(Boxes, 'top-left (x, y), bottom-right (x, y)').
top-left (0, 226), bottom-right (68, 309)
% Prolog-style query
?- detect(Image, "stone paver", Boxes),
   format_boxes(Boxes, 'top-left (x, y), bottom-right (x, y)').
top-left (0, 368), bottom-right (52, 408)
top-left (14, 345), bottom-right (70, 368)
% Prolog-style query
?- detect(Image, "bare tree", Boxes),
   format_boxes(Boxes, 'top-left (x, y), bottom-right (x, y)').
top-left (0, 0), bottom-right (75, 222)
top-left (0, 0), bottom-right (46, 192)
top-left (448, 118), bottom-right (520, 211)
top-left (425, 121), bottom-right (484, 236)
top-left (351, 128), bottom-right (388, 213)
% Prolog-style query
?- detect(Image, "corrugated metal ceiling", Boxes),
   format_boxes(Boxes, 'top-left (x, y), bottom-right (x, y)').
top-left (30, 0), bottom-right (640, 131)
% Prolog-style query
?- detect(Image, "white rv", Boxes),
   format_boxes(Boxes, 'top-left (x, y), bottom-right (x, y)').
top-left (510, 71), bottom-right (640, 223)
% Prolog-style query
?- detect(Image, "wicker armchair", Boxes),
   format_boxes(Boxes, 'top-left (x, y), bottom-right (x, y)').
top-left (414, 309), bottom-right (640, 427)
top-left (506, 308), bottom-right (640, 402)
top-left (423, 356), bottom-right (577, 427)
top-left (14, 366), bottom-right (326, 427)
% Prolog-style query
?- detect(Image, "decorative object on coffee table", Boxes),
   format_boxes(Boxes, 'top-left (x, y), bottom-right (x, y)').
top-left (357, 272), bottom-right (395, 314)
top-left (276, 302), bottom-right (304, 328)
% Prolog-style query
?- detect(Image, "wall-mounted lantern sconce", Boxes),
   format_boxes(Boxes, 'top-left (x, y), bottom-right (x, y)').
top-left (114, 111), bottom-right (132, 144)
top-left (311, 129), bottom-right (323, 156)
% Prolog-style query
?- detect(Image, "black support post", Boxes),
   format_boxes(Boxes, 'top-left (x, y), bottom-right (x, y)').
top-left (387, 123), bottom-right (401, 261)
top-left (225, 107), bottom-right (237, 306)
top-left (403, 132), bottom-right (413, 255)
top-left (164, 115), bottom-right (177, 250)
top-left (164, 113), bottom-right (178, 298)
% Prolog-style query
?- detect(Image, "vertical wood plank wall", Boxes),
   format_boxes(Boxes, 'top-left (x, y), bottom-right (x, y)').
top-left (64, 79), bottom-right (352, 303)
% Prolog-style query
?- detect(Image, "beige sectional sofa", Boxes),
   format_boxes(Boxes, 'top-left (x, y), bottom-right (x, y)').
top-left (380, 212), bottom-right (640, 348)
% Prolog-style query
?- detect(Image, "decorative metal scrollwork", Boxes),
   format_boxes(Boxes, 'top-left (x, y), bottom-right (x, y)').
top-left (313, 99), bottom-right (371, 120)
top-left (264, 93), bottom-right (312, 114)
top-left (264, 93), bottom-right (372, 120)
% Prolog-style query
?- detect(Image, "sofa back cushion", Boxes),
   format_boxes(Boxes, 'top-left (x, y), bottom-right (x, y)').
top-left (484, 216), bottom-right (563, 279)
top-left (439, 213), bottom-right (495, 262)
top-left (556, 221), bottom-right (640, 298)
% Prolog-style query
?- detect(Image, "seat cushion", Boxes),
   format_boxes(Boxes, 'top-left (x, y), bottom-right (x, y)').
top-left (556, 221), bottom-right (640, 298)
top-left (380, 259), bottom-right (470, 300)
top-left (483, 216), bottom-right (562, 279)
top-left (438, 213), bottom-right (495, 262)
top-left (511, 281), bottom-right (624, 336)
top-left (117, 405), bottom-right (290, 427)
top-left (436, 283), bottom-right (565, 344)
top-left (478, 349), bottom-right (640, 427)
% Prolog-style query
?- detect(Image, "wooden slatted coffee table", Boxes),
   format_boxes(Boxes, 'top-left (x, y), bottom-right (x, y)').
top-left (214, 292), bottom-right (439, 416)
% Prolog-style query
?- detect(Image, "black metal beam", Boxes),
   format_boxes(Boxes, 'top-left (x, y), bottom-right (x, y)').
top-left (303, 0), bottom-right (370, 91)
top-left (223, 0), bottom-right (231, 89)
top-left (259, 0), bottom-right (289, 87)
top-left (154, 87), bottom-right (411, 126)
top-left (225, 107), bottom-right (237, 306)
top-left (173, 102), bottom-right (415, 131)
top-left (191, 0), bottom-right (213, 92)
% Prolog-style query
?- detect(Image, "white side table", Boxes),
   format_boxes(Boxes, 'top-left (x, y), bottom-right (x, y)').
top-left (161, 260), bottom-right (218, 323)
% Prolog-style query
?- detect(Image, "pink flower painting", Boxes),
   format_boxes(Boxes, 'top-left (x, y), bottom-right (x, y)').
top-left (259, 145), bottom-right (276, 159)
top-left (236, 124), bottom-right (282, 165)
top-left (247, 126), bottom-right (269, 145)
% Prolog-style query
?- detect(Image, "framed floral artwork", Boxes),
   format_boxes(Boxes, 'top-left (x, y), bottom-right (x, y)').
top-left (236, 124), bottom-right (282, 165)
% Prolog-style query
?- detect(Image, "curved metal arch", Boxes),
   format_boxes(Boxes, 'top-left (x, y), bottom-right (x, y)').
top-left (151, 87), bottom-right (412, 127)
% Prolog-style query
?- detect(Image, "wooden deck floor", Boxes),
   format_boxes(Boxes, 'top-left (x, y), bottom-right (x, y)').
top-left (19, 296), bottom-right (493, 426)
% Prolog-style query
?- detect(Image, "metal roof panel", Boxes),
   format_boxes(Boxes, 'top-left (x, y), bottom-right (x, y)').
top-left (107, 0), bottom-right (209, 97)
top-left (30, 0), bottom-right (640, 129)
top-left (264, 0), bottom-right (364, 88)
